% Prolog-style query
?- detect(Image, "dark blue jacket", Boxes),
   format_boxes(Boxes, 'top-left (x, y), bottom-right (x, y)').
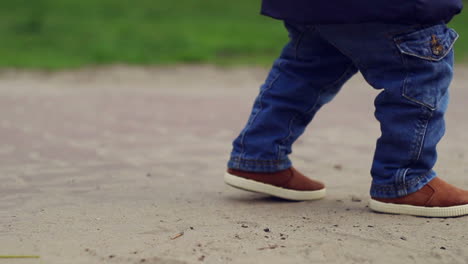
top-left (261, 0), bottom-right (463, 24)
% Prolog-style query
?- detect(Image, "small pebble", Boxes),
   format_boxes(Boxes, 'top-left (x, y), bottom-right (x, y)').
top-left (264, 228), bottom-right (270, 232)
top-left (400, 236), bottom-right (407, 241)
top-left (333, 164), bottom-right (343, 170)
top-left (440, 247), bottom-right (446, 250)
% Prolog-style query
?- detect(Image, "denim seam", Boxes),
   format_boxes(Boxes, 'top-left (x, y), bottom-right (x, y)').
top-left (393, 28), bottom-right (441, 111)
top-left (371, 174), bottom-right (421, 197)
top-left (396, 31), bottom-right (459, 62)
top-left (402, 95), bottom-right (437, 111)
top-left (372, 173), bottom-right (420, 194)
top-left (395, 168), bottom-right (409, 196)
top-left (401, 68), bottom-right (436, 110)
top-left (415, 111), bottom-right (432, 161)
top-left (276, 25), bottom-right (306, 161)
top-left (238, 62), bottom-right (282, 162)
top-left (408, 111), bottom-right (425, 161)
top-left (371, 170), bottom-right (435, 198)
top-left (398, 36), bottom-right (439, 111)
top-left (293, 27), bottom-right (308, 61)
top-left (398, 41), bottom-right (434, 162)
top-left (228, 156), bottom-right (292, 172)
top-left (401, 71), bottom-right (428, 109)
top-left (278, 63), bottom-right (356, 156)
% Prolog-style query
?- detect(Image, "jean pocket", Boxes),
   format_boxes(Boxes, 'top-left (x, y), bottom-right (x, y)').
top-left (394, 24), bottom-right (459, 62)
top-left (394, 24), bottom-right (458, 110)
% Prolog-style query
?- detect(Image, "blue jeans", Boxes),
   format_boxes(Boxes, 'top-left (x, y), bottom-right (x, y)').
top-left (228, 22), bottom-right (459, 198)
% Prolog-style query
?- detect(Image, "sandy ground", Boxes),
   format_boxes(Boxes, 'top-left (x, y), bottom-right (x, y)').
top-left (1, 65), bottom-right (468, 264)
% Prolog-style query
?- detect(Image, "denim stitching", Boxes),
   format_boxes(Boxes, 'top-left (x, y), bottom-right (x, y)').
top-left (397, 40), bottom-right (437, 110)
top-left (412, 116), bottom-right (424, 160)
top-left (276, 139), bottom-right (282, 161)
top-left (393, 26), bottom-right (439, 110)
top-left (278, 63), bottom-right (356, 153)
top-left (402, 67), bottom-right (437, 109)
top-left (279, 23), bottom-right (309, 160)
top-left (372, 173), bottom-right (422, 196)
top-left (415, 111), bottom-right (432, 161)
top-left (401, 60), bottom-right (436, 110)
top-left (399, 49), bottom-right (451, 62)
top-left (400, 61), bottom-right (433, 110)
top-left (398, 38), bottom-right (435, 162)
top-left (228, 157), bottom-right (291, 172)
top-left (395, 168), bottom-right (409, 196)
top-left (409, 111), bottom-right (423, 160)
top-left (402, 95), bottom-right (436, 111)
top-left (397, 29), bottom-right (458, 110)
top-left (238, 62), bottom-right (282, 161)
top-left (395, 29), bottom-right (459, 62)
top-left (401, 62), bottom-right (435, 110)
top-left (281, 64), bottom-right (356, 150)
top-left (371, 170), bottom-right (435, 197)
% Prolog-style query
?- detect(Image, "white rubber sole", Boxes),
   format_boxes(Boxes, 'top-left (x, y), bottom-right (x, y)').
top-left (224, 172), bottom-right (326, 201)
top-left (369, 199), bottom-right (468, 217)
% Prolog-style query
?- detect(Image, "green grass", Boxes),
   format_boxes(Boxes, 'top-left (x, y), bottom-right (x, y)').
top-left (0, 0), bottom-right (467, 69)
top-left (450, 12), bottom-right (468, 62)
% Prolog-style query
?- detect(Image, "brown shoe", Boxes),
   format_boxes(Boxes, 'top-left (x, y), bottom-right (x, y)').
top-left (369, 177), bottom-right (468, 217)
top-left (224, 167), bottom-right (325, 201)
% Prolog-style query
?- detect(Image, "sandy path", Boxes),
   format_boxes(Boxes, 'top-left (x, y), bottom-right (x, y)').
top-left (0, 65), bottom-right (468, 264)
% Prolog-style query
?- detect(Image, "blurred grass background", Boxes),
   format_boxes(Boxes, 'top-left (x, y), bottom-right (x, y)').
top-left (1, 0), bottom-right (467, 69)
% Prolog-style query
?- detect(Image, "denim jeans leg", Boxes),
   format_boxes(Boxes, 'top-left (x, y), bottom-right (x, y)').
top-left (228, 23), bottom-right (358, 172)
top-left (317, 23), bottom-right (457, 198)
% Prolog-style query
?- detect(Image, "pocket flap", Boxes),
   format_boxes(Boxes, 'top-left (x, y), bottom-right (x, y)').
top-left (394, 25), bottom-right (459, 61)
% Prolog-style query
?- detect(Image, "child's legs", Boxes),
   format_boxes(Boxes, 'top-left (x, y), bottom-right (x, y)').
top-left (228, 22), bottom-right (357, 172)
top-left (317, 23), bottom-right (457, 198)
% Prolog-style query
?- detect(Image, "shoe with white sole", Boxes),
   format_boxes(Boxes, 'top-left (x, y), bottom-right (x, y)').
top-left (370, 177), bottom-right (468, 217)
top-left (224, 167), bottom-right (326, 201)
